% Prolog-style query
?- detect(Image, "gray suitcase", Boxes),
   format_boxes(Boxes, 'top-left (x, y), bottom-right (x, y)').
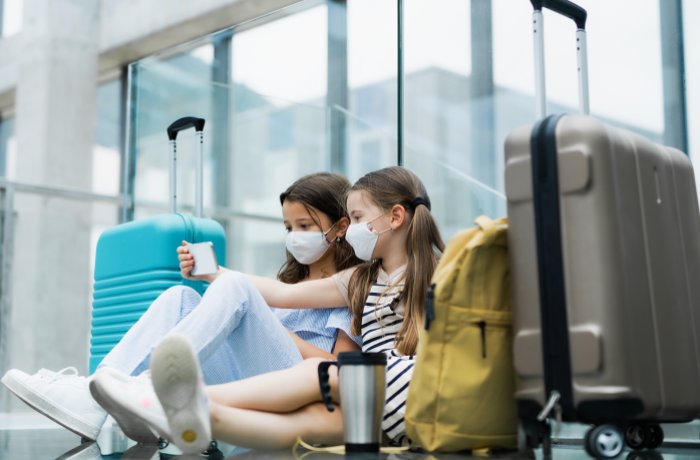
top-left (504, 1), bottom-right (700, 458)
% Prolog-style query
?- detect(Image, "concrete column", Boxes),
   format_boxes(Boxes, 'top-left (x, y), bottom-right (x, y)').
top-left (3, 0), bottom-right (99, 410)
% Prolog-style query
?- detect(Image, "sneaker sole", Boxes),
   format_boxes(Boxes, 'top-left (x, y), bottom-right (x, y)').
top-left (1, 371), bottom-right (101, 440)
top-left (54, 441), bottom-right (101, 460)
top-left (88, 377), bottom-right (160, 444)
top-left (151, 335), bottom-right (211, 454)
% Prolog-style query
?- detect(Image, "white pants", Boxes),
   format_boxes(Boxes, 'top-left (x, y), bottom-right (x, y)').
top-left (98, 271), bottom-right (303, 384)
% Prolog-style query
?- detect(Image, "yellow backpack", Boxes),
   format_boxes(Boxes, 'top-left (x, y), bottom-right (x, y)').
top-left (405, 215), bottom-right (518, 452)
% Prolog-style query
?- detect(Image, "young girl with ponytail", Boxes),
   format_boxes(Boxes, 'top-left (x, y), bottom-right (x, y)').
top-left (90, 166), bottom-right (445, 453)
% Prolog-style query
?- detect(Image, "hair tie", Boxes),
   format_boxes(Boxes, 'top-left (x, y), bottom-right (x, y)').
top-left (410, 197), bottom-right (430, 211)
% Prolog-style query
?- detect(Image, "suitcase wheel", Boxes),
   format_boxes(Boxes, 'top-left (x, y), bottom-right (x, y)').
top-left (517, 420), bottom-right (551, 456)
top-left (584, 424), bottom-right (624, 459)
top-left (624, 423), bottom-right (664, 451)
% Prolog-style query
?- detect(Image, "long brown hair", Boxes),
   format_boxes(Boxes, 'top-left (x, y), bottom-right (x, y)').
top-left (277, 172), bottom-right (361, 283)
top-left (348, 166), bottom-right (444, 355)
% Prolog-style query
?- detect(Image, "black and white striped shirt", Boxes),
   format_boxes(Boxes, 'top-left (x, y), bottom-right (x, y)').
top-left (333, 266), bottom-right (415, 444)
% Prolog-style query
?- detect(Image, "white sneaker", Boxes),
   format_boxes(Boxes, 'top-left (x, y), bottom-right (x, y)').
top-left (151, 333), bottom-right (212, 455)
top-left (1, 367), bottom-right (106, 440)
top-left (88, 368), bottom-right (171, 444)
top-left (88, 367), bottom-right (163, 444)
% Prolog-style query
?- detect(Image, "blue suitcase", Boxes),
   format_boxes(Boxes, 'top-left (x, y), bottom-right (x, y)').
top-left (89, 117), bottom-right (227, 373)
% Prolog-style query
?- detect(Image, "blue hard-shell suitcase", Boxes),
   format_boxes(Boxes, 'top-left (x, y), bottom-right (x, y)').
top-left (89, 117), bottom-right (226, 373)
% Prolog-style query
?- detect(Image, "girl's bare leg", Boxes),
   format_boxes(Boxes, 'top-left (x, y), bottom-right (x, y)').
top-left (205, 358), bottom-right (339, 413)
top-left (210, 401), bottom-right (344, 449)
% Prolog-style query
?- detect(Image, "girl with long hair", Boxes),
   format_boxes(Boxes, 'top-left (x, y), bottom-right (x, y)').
top-left (90, 166), bottom-right (445, 453)
top-left (1, 172), bottom-right (362, 444)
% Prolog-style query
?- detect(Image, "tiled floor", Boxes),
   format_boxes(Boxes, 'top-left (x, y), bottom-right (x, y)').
top-left (2, 414), bottom-right (700, 459)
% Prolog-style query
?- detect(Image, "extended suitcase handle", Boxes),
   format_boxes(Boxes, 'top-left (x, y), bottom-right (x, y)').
top-left (529, 0), bottom-right (590, 117)
top-left (167, 117), bottom-right (206, 141)
top-left (166, 116), bottom-right (206, 217)
top-left (532, 0), bottom-right (587, 29)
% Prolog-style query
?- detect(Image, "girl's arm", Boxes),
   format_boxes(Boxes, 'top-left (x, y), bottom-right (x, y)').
top-left (179, 242), bottom-right (348, 308)
top-left (246, 274), bottom-right (346, 309)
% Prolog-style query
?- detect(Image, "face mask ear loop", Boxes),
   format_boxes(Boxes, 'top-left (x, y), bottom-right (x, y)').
top-left (323, 221), bottom-right (339, 243)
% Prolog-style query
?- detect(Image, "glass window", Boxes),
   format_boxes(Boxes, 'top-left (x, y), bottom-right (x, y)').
top-left (403, 0), bottom-right (501, 238)
top-left (128, 2), bottom-right (334, 276)
top-left (232, 4), bottom-right (327, 104)
top-left (130, 43), bottom-right (216, 216)
top-left (400, 0), bottom-right (665, 239)
top-left (93, 79), bottom-right (122, 195)
top-left (267, 108), bottom-right (296, 151)
top-left (1, 0), bottom-right (22, 37)
top-left (683, 0), bottom-right (700, 196)
top-left (346, 0), bottom-right (398, 181)
top-left (0, 116), bottom-right (14, 178)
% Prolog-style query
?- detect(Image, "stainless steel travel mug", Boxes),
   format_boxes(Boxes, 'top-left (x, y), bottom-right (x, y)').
top-left (318, 352), bottom-right (387, 453)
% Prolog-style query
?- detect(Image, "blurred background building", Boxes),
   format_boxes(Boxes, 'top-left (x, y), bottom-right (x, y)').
top-left (0, 0), bottom-right (697, 435)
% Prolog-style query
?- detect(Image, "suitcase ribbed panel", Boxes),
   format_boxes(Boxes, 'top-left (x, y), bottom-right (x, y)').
top-left (89, 214), bottom-right (226, 373)
top-left (89, 269), bottom-right (183, 372)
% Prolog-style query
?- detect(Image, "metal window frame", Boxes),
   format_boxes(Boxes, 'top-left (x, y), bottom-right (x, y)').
top-left (660, 0), bottom-right (688, 153)
top-left (327, 0), bottom-right (348, 172)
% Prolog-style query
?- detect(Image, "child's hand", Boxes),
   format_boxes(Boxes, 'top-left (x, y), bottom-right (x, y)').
top-left (177, 241), bottom-right (225, 282)
top-left (177, 241), bottom-right (198, 280)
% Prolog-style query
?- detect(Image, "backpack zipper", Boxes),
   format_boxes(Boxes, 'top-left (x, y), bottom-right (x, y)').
top-left (477, 320), bottom-right (487, 358)
top-left (424, 284), bottom-right (436, 331)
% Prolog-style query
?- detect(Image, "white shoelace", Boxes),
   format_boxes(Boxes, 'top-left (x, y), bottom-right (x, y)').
top-left (37, 367), bottom-right (83, 383)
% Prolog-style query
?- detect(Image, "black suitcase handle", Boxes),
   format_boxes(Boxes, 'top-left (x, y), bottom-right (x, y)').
top-left (167, 117), bottom-right (206, 141)
top-left (529, 0), bottom-right (590, 116)
top-left (531, 0), bottom-right (587, 29)
top-left (166, 116), bottom-right (206, 216)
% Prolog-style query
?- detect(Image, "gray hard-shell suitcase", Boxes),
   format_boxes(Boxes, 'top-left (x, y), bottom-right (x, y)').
top-left (504, 1), bottom-right (700, 457)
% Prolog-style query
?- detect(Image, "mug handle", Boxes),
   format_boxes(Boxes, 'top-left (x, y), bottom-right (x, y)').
top-left (317, 361), bottom-right (338, 412)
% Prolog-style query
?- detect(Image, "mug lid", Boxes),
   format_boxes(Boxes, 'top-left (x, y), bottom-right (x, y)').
top-left (337, 351), bottom-right (387, 366)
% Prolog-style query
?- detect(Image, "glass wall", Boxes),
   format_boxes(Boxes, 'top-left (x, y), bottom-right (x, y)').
top-left (128, 1), bottom-right (402, 276)
top-left (683, 0), bottom-right (700, 191)
top-left (0, 116), bottom-right (13, 178)
top-left (0, 0), bottom-right (21, 37)
top-left (90, 78), bottom-right (123, 273)
top-left (126, 0), bottom-right (699, 266)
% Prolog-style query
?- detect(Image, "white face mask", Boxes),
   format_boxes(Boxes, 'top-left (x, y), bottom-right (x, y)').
top-left (345, 214), bottom-right (390, 261)
top-left (285, 226), bottom-right (334, 265)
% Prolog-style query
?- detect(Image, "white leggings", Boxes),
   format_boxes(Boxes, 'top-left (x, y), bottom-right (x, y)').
top-left (98, 271), bottom-right (303, 384)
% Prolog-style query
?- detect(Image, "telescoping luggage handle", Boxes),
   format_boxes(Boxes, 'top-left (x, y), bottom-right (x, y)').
top-left (527, 0), bottom-right (588, 424)
top-left (531, 0), bottom-right (589, 118)
top-left (166, 117), bottom-right (206, 218)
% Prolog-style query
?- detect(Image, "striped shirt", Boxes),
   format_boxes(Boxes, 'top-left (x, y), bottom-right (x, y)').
top-left (333, 265), bottom-right (414, 444)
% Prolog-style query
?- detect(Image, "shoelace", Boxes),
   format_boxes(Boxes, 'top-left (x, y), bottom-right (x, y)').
top-left (38, 367), bottom-right (83, 383)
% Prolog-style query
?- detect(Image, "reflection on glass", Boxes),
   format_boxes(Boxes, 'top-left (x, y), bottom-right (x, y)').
top-left (1, 0), bottom-right (22, 37)
top-left (93, 79), bottom-right (122, 195)
top-left (131, 43), bottom-right (216, 214)
top-left (347, 0), bottom-right (398, 182)
top-left (232, 3), bottom-right (327, 105)
top-left (683, 0), bottom-right (700, 199)
top-left (0, 117), bottom-right (14, 178)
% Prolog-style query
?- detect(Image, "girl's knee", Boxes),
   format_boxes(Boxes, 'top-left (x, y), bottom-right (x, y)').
top-left (150, 285), bottom-right (199, 313)
top-left (212, 270), bottom-right (248, 287)
top-left (301, 403), bottom-right (344, 445)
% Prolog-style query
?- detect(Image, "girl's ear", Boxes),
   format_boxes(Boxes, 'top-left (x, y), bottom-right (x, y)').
top-left (389, 204), bottom-right (407, 230)
top-left (335, 216), bottom-right (350, 237)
